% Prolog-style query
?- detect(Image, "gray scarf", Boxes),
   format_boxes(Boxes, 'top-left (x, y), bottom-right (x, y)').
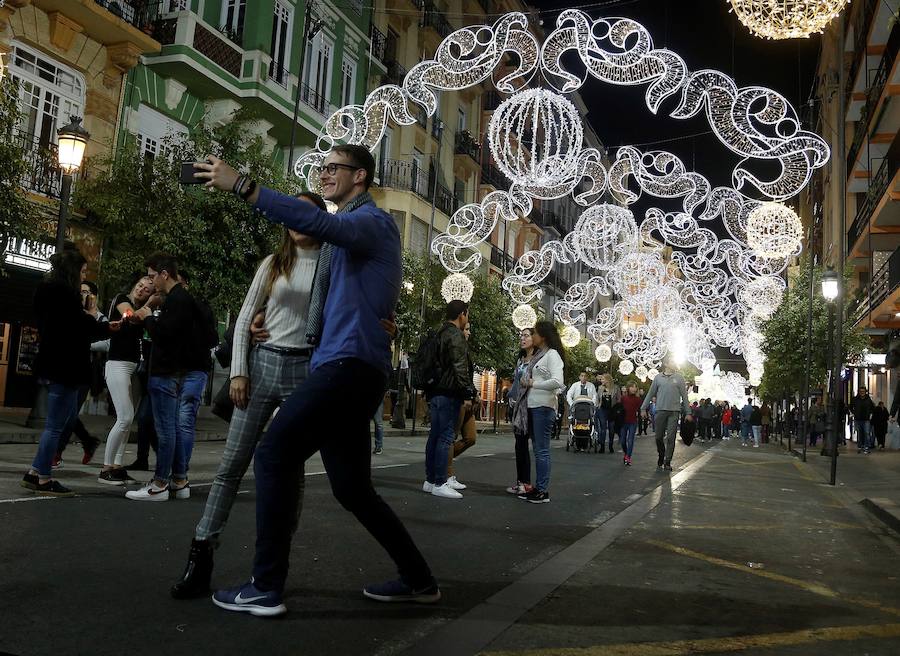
top-left (511, 347), bottom-right (547, 435)
top-left (305, 192), bottom-right (373, 346)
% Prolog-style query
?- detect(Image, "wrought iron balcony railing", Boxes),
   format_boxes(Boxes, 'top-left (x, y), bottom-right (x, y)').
top-left (455, 130), bottom-right (481, 161)
top-left (267, 60), bottom-right (289, 89)
top-left (94, 0), bottom-right (174, 35)
top-left (300, 83), bottom-right (332, 115)
top-left (378, 158), bottom-right (457, 216)
top-left (382, 61), bottom-right (407, 87)
top-left (370, 25), bottom-right (387, 65)
top-left (15, 130), bottom-right (63, 199)
top-left (422, 3), bottom-right (453, 40)
top-left (848, 134), bottom-right (900, 251)
top-left (854, 246), bottom-right (900, 325)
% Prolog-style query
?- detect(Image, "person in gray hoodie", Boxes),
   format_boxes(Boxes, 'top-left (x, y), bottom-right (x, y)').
top-left (640, 358), bottom-right (690, 471)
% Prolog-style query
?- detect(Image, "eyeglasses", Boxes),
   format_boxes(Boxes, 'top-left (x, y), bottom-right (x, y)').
top-left (318, 163), bottom-right (361, 176)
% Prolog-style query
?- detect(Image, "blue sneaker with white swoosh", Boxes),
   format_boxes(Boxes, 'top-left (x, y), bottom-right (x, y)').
top-left (212, 579), bottom-right (286, 617)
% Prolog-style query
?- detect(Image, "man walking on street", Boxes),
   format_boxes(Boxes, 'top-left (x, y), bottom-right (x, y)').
top-left (423, 301), bottom-right (475, 499)
top-left (851, 387), bottom-right (875, 454)
top-left (126, 253), bottom-right (209, 501)
top-left (740, 399), bottom-right (754, 446)
top-left (196, 145), bottom-right (438, 616)
top-left (640, 359), bottom-right (690, 471)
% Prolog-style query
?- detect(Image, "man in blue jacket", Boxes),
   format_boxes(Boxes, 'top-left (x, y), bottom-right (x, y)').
top-left (195, 145), bottom-right (437, 616)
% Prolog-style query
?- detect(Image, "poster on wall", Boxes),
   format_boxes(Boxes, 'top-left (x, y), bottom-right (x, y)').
top-left (16, 326), bottom-right (39, 375)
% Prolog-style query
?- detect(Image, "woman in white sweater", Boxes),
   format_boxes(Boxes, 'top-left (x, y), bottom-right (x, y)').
top-left (518, 321), bottom-right (565, 504)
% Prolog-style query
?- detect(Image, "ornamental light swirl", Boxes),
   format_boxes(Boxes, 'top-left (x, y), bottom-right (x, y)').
top-left (288, 9), bottom-right (829, 380)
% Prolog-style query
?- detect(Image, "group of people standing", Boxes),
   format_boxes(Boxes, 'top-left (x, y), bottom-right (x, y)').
top-left (21, 249), bottom-right (214, 498)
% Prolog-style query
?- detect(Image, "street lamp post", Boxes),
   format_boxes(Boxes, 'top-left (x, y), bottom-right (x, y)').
top-left (821, 268), bottom-right (840, 485)
top-left (55, 116), bottom-right (90, 251)
top-left (287, 1), bottom-right (323, 172)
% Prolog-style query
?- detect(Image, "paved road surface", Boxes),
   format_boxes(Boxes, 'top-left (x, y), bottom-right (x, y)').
top-left (1, 432), bottom-right (898, 656)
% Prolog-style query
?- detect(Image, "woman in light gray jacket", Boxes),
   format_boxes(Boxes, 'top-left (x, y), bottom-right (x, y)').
top-left (516, 321), bottom-right (565, 504)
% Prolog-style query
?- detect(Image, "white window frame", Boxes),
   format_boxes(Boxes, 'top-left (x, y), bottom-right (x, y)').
top-left (303, 32), bottom-right (333, 115)
top-left (9, 41), bottom-right (85, 148)
top-left (221, 0), bottom-right (247, 34)
top-left (457, 108), bottom-right (467, 133)
top-left (271, 1), bottom-right (292, 71)
top-left (341, 59), bottom-right (357, 107)
top-left (135, 104), bottom-right (189, 160)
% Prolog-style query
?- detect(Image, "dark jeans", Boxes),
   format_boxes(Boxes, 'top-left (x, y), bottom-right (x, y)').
top-left (149, 371), bottom-right (207, 481)
top-left (514, 429), bottom-right (531, 485)
top-left (55, 385), bottom-right (92, 457)
top-left (135, 391), bottom-right (158, 463)
top-left (252, 358), bottom-right (432, 593)
top-left (425, 395), bottom-right (461, 486)
top-left (32, 383), bottom-right (80, 477)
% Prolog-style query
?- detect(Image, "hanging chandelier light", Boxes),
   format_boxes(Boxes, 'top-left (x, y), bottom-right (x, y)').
top-left (440, 273), bottom-right (474, 303)
top-left (746, 202), bottom-right (803, 259)
top-left (512, 304), bottom-right (537, 330)
top-left (560, 325), bottom-right (582, 348)
top-left (595, 343), bottom-right (612, 363)
top-left (728, 0), bottom-right (849, 40)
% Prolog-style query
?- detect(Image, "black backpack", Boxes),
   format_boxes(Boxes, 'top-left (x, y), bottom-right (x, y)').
top-left (411, 325), bottom-right (447, 391)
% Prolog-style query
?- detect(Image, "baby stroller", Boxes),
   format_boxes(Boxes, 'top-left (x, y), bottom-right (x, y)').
top-left (567, 397), bottom-right (596, 453)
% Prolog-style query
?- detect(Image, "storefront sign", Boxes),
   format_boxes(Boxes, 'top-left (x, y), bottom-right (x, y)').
top-left (16, 325), bottom-right (39, 375)
top-left (4, 238), bottom-right (54, 272)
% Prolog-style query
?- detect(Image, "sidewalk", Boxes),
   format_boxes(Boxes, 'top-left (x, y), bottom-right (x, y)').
top-left (423, 440), bottom-right (900, 656)
top-left (0, 408), bottom-right (512, 444)
top-left (801, 444), bottom-right (900, 534)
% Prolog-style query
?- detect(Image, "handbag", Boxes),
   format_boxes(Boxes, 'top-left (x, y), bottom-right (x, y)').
top-left (211, 378), bottom-right (235, 423)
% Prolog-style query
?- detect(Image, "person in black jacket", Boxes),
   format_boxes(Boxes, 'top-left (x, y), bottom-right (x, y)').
top-left (423, 300), bottom-right (475, 500)
top-left (126, 253), bottom-right (211, 501)
top-left (871, 401), bottom-right (889, 450)
top-left (850, 387), bottom-right (876, 454)
top-left (21, 249), bottom-right (118, 496)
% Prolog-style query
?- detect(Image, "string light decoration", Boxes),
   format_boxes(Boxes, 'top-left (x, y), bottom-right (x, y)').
top-left (287, 9), bottom-right (830, 382)
top-left (619, 359), bottom-right (635, 375)
top-left (746, 202), bottom-right (802, 259)
top-left (647, 368), bottom-right (659, 381)
top-left (595, 343), bottom-right (612, 363)
top-left (488, 88), bottom-right (584, 194)
top-left (440, 273), bottom-right (474, 303)
top-left (728, 0), bottom-right (849, 40)
top-left (635, 365), bottom-right (649, 380)
top-left (560, 324), bottom-right (582, 348)
top-left (512, 304), bottom-right (537, 330)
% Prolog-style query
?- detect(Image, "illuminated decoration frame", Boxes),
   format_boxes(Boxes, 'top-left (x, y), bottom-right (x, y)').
top-left (291, 10), bottom-right (829, 377)
top-left (728, 0), bottom-right (849, 40)
top-left (440, 272), bottom-right (474, 303)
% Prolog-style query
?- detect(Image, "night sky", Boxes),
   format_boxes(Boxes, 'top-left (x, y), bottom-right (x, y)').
top-left (528, 0), bottom-right (822, 195)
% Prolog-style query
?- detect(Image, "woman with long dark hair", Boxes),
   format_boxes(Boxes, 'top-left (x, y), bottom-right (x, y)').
top-left (506, 328), bottom-right (535, 495)
top-left (98, 273), bottom-right (154, 485)
top-left (513, 321), bottom-right (565, 504)
top-left (21, 249), bottom-right (119, 496)
top-left (171, 191), bottom-right (328, 598)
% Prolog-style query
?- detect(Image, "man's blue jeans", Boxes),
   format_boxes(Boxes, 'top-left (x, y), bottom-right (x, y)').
top-left (854, 419), bottom-right (871, 449)
top-left (594, 407), bottom-right (607, 444)
top-left (529, 406), bottom-right (555, 492)
top-left (741, 423), bottom-right (752, 444)
top-left (372, 399), bottom-right (385, 449)
top-left (619, 422), bottom-right (637, 457)
top-left (425, 396), bottom-right (462, 486)
top-left (149, 371), bottom-right (207, 482)
top-left (32, 383), bottom-right (80, 477)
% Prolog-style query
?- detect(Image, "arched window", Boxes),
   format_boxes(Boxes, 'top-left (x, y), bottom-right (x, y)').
top-left (9, 41), bottom-right (86, 149)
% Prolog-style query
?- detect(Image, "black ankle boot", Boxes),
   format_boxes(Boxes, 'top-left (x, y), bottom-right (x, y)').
top-left (171, 539), bottom-right (213, 599)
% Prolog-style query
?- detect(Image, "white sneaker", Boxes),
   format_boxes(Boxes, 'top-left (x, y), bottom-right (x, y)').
top-left (170, 482), bottom-right (190, 499)
top-left (447, 476), bottom-right (466, 490)
top-left (125, 482), bottom-right (169, 501)
top-left (431, 483), bottom-right (463, 499)
top-left (422, 481), bottom-right (434, 493)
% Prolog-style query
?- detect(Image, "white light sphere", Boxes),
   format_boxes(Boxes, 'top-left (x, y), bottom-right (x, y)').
top-left (512, 304), bottom-right (537, 330)
top-left (647, 368), bottom-right (659, 380)
top-left (729, 0), bottom-right (849, 40)
top-left (595, 343), bottom-right (612, 363)
top-left (560, 325), bottom-right (582, 348)
top-left (635, 365), bottom-right (648, 379)
top-left (487, 88), bottom-right (584, 191)
top-left (440, 273), bottom-right (474, 303)
top-left (740, 275), bottom-right (785, 319)
top-left (746, 202), bottom-right (802, 259)
top-left (619, 359), bottom-right (634, 375)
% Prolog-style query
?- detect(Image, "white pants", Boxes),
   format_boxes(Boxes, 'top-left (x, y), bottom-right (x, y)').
top-left (104, 360), bottom-right (138, 466)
